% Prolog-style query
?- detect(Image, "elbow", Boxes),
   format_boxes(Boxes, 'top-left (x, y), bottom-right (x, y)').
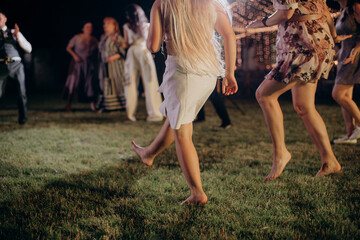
top-left (147, 42), bottom-right (160, 53)
top-left (279, 10), bottom-right (295, 22)
top-left (25, 45), bottom-right (32, 54)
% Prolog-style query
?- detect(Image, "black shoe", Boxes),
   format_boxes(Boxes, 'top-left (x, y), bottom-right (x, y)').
top-left (18, 117), bottom-right (27, 125)
top-left (219, 122), bottom-right (231, 129)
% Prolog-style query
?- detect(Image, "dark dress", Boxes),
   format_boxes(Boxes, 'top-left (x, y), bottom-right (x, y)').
top-left (335, 8), bottom-right (360, 85)
top-left (63, 34), bottom-right (99, 102)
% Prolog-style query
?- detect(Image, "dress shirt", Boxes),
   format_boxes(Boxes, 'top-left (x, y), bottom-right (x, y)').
top-left (2, 26), bottom-right (32, 53)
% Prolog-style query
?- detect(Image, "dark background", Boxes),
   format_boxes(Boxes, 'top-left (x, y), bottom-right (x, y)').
top-left (0, 0), bottom-right (339, 94)
top-left (1, 0), bottom-right (165, 92)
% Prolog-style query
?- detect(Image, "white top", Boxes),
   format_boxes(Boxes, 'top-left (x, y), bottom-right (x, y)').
top-left (2, 26), bottom-right (32, 53)
top-left (123, 23), bottom-right (149, 45)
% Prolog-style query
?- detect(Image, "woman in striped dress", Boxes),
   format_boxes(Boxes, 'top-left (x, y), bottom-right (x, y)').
top-left (98, 17), bottom-right (127, 112)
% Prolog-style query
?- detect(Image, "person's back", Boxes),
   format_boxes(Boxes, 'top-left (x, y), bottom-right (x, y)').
top-left (161, 0), bottom-right (222, 75)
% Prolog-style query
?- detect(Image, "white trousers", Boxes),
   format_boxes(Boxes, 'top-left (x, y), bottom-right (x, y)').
top-left (125, 44), bottom-right (163, 121)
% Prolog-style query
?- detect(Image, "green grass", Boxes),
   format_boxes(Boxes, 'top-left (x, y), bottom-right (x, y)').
top-left (0, 94), bottom-right (359, 239)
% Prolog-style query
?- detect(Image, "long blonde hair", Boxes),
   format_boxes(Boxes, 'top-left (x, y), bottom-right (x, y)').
top-left (161, 0), bottom-right (223, 75)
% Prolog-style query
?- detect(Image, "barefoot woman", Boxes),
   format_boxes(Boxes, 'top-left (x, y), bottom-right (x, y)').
top-left (132, 0), bottom-right (237, 204)
top-left (247, 0), bottom-right (349, 180)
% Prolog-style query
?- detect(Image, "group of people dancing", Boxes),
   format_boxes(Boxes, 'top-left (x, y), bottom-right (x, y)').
top-left (63, 4), bottom-right (163, 122)
top-left (130, 0), bottom-right (360, 205)
top-left (12, 0), bottom-right (356, 205)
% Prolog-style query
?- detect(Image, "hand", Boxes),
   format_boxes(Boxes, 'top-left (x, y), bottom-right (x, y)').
top-left (73, 55), bottom-right (82, 62)
top-left (13, 23), bottom-right (19, 38)
top-left (222, 74), bottom-right (238, 96)
top-left (107, 54), bottom-right (120, 63)
top-left (334, 34), bottom-right (352, 43)
top-left (343, 47), bottom-right (359, 65)
top-left (246, 20), bottom-right (263, 29)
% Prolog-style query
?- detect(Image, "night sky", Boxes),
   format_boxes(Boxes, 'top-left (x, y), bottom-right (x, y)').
top-left (2, 0), bottom-right (156, 48)
top-left (0, 0), bottom-right (337, 91)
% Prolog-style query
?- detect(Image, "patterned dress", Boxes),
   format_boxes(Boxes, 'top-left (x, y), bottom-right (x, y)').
top-left (98, 33), bottom-right (126, 111)
top-left (266, 0), bottom-right (335, 84)
top-left (335, 8), bottom-right (360, 85)
top-left (63, 34), bottom-right (99, 102)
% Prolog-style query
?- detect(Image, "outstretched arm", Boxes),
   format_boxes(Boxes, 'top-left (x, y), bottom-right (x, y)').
top-left (215, 2), bottom-right (238, 95)
top-left (147, 0), bottom-right (163, 53)
top-left (246, 9), bottom-right (294, 29)
top-left (12, 24), bottom-right (32, 53)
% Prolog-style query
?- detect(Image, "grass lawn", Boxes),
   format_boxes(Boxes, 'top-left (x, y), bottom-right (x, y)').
top-left (0, 93), bottom-right (359, 239)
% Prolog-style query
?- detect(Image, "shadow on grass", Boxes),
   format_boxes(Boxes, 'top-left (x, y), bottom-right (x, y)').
top-left (0, 153), bottom-right (223, 239)
top-left (0, 159), bottom-right (151, 239)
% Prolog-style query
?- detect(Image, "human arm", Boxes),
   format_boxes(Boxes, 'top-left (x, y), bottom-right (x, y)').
top-left (215, 2), bottom-right (238, 96)
top-left (12, 24), bottom-right (32, 53)
top-left (343, 3), bottom-right (360, 64)
top-left (147, 0), bottom-right (163, 53)
top-left (246, 9), bottom-right (295, 29)
top-left (66, 35), bottom-right (81, 62)
top-left (122, 24), bottom-right (130, 49)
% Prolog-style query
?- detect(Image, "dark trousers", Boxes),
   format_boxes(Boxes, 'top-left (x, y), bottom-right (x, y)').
top-left (0, 62), bottom-right (27, 123)
top-left (197, 88), bottom-right (231, 125)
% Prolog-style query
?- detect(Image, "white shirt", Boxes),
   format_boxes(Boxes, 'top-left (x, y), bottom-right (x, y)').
top-left (2, 26), bottom-right (32, 53)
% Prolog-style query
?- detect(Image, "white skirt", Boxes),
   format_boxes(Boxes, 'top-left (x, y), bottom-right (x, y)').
top-left (158, 55), bottom-right (217, 129)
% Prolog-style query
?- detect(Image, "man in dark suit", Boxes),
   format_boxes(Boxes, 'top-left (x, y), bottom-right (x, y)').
top-left (0, 10), bottom-right (32, 124)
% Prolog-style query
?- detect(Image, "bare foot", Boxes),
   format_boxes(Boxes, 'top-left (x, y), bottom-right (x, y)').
top-left (265, 151), bottom-right (291, 181)
top-left (131, 141), bottom-right (155, 166)
top-left (181, 192), bottom-right (208, 205)
top-left (316, 160), bottom-right (341, 177)
top-left (97, 108), bottom-right (104, 114)
top-left (90, 102), bottom-right (96, 112)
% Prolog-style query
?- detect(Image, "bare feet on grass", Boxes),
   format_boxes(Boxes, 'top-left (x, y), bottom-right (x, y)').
top-left (131, 141), bottom-right (155, 166)
top-left (316, 159), bottom-right (341, 177)
top-left (265, 151), bottom-right (291, 181)
top-left (181, 192), bottom-right (208, 205)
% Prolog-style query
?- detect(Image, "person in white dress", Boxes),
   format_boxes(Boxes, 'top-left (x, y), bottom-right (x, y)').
top-left (131, 0), bottom-right (238, 205)
top-left (123, 4), bottom-right (163, 122)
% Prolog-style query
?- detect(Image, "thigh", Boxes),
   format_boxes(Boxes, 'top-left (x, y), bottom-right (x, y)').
top-left (257, 78), bottom-right (298, 99)
top-left (291, 81), bottom-right (317, 108)
top-left (333, 84), bottom-right (354, 98)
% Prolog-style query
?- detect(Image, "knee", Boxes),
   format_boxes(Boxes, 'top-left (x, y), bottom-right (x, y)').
top-left (174, 128), bottom-right (192, 143)
top-left (293, 102), bottom-right (311, 117)
top-left (332, 89), bottom-right (346, 104)
top-left (255, 87), bottom-right (265, 104)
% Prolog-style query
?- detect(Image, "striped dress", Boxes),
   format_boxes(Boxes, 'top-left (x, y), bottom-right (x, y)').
top-left (98, 33), bottom-right (126, 111)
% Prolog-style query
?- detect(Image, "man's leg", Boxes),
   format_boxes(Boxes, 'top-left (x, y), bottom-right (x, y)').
top-left (10, 63), bottom-right (27, 124)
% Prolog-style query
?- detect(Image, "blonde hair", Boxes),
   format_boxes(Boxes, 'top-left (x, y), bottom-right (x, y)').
top-left (161, 0), bottom-right (224, 75)
top-left (103, 17), bottom-right (120, 34)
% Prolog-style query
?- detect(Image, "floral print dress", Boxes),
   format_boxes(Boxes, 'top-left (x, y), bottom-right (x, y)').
top-left (266, 0), bottom-right (335, 84)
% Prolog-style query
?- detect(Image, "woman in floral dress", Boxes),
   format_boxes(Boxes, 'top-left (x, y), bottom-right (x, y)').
top-left (247, 0), bottom-right (350, 180)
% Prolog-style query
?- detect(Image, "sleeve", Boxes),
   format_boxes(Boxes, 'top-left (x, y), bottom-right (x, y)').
top-left (12, 30), bottom-right (32, 53)
top-left (67, 35), bottom-right (78, 49)
top-left (273, 0), bottom-right (298, 10)
top-left (115, 34), bottom-right (126, 57)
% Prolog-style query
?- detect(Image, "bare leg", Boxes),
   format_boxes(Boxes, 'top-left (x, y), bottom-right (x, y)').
top-left (90, 102), bottom-right (96, 112)
top-left (332, 84), bottom-right (360, 134)
top-left (255, 79), bottom-right (298, 180)
top-left (341, 106), bottom-right (355, 137)
top-left (66, 94), bottom-right (72, 112)
top-left (173, 122), bottom-right (207, 205)
top-left (131, 117), bottom-right (174, 166)
top-left (292, 82), bottom-right (341, 176)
